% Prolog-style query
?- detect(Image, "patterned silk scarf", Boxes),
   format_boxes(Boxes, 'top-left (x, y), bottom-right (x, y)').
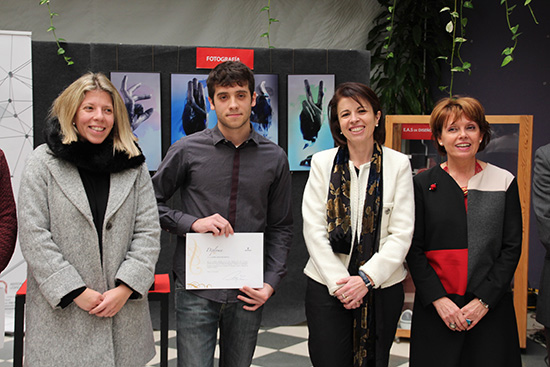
top-left (326, 142), bottom-right (383, 367)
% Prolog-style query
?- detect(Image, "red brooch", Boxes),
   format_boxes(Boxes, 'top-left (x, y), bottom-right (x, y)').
top-left (429, 183), bottom-right (437, 191)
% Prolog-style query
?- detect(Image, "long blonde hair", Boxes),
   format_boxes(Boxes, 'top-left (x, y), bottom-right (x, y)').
top-left (50, 72), bottom-right (140, 157)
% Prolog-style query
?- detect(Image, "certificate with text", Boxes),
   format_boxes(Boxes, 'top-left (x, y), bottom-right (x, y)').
top-left (185, 233), bottom-right (264, 289)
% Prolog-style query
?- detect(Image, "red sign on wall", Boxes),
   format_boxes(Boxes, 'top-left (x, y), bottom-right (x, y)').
top-left (401, 124), bottom-right (433, 140)
top-left (196, 47), bottom-right (254, 70)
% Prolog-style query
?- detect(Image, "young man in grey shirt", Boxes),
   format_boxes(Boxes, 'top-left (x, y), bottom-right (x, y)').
top-left (152, 61), bottom-right (293, 367)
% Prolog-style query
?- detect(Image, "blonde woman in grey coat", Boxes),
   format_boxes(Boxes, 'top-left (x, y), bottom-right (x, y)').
top-left (18, 72), bottom-right (160, 367)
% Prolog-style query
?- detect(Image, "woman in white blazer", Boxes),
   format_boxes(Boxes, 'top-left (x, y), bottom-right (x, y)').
top-left (303, 82), bottom-right (414, 367)
top-left (18, 73), bottom-right (160, 367)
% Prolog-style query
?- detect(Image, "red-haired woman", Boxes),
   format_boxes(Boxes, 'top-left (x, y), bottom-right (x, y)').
top-left (407, 97), bottom-right (522, 366)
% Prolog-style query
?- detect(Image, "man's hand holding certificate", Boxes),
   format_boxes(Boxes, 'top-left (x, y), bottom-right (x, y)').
top-left (185, 233), bottom-right (264, 289)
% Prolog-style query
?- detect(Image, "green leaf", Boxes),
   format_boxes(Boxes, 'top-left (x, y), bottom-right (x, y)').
top-left (508, 5), bottom-right (517, 13)
top-left (386, 26), bottom-right (392, 32)
top-left (462, 18), bottom-right (468, 27)
top-left (437, 56), bottom-right (448, 60)
top-left (450, 11), bottom-right (459, 18)
top-left (386, 52), bottom-right (394, 59)
top-left (439, 86), bottom-right (449, 92)
top-left (260, 32), bottom-right (268, 38)
top-left (383, 44), bottom-right (389, 50)
top-left (451, 67), bottom-right (465, 72)
top-left (511, 25), bottom-right (519, 34)
top-left (269, 46), bottom-right (275, 49)
top-left (269, 18), bottom-right (279, 22)
top-left (502, 47), bottom-right (514, 55)
top-left (58, 38), bottom-right (66, 42)
top-left (39, 0), bottom-right (49, 5)
top-left (57, 47), bottom-right (65, 55)
top-left (47, 26), bottom-right (55, 32)
top-left (51, 12), bottom-right (59, 17)
top-left (64, 56), bottom-right (74, 65)
top-left (403, 89), bottom-right (422, 115)
top-left (512, 32), bottom-right (523, 41)
top-left (501, 55), bottom-right (513, 67)
top-left (260, 6), bottom-right (269, 11)
top-left (388, 6), bottom-right (394, 13)
top-left (413, 25), bottom-right (421, 46)
top-left (440, 7), bottom-right (450, 12)
top-left (500, 0), bottom-right (506, 5)
top-left (464, 1), bottom-right (474, 9)
top-left (525, 0), bottom-right (532, 5)
top-left (462, 62), bottom-right (471, 69)
top-left (455, 37), bottom-right (467, 43)
top-left (446, 21), bottom-right (453, 33)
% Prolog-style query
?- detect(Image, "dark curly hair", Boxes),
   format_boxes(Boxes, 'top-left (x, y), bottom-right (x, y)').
top-left (206, 61), bottom-right (255, 101)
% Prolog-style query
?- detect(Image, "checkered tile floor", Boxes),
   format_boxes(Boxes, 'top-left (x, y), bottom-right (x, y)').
top-left (0, 326), bottom-right (409, 367)
top-left (143, 324), bottom-right (409, 367)
top-left (2, 315), bottom-right (548, 367)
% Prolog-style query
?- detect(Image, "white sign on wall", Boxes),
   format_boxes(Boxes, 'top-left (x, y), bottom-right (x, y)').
top-left (0, 30), bottom-right (33, 333)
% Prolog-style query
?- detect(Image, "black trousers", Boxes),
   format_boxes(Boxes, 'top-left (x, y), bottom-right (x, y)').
top-left (305, 277), bottom-right (404, 367)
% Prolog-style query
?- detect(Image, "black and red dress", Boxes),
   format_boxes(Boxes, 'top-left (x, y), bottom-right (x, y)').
top-left (407, 163), bottom-right (522, 367)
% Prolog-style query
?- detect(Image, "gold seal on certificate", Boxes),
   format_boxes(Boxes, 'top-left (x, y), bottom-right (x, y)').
top-left (185, 233), bottom-right (264, 289)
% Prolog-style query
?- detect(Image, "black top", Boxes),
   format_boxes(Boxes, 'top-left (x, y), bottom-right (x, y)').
top-left (78, 167), bottom-right (110, 258)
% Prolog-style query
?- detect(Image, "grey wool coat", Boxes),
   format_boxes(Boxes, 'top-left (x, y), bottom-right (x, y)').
top-left (18, 144), bottom-right (161, 367)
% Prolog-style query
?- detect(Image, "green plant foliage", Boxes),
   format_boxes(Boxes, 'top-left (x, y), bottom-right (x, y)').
top-left (500, 0), bottom-right (538, 67)
top-left (439, 1), bottom-right (472, 97)
top-left (369, 0), bottom-right (539, 110)
top-left (260, 0), bottom-right (279, 48)
top-left (39, 0), bottom-right (73, 65)
top-left (367, 0), bottom-right (451, 115)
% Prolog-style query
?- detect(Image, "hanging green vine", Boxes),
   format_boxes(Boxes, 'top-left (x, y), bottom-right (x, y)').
top-left (439, 1), bottom-right (473, 97)
top-left (260, 0), bottom-right (279, 48)
top-left (369, 0), bottom-right (539, 110)
top-left (501, 0), bottom-right (539, 67)
top-left (439, 0), bottom-right (538, 95)
top-left (382, 0), bottom-right (397, 60)
top-left (39, 0), bottom-right (73, 65)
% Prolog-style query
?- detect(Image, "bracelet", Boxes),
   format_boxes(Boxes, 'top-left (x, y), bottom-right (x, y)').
top-left (358, 270), bottom-right (374, 291)
top-left (479, 298), bottom-right (489, 309)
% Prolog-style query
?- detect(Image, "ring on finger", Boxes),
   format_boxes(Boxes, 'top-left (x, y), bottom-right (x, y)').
top-left (449, 322), bottom-right (456, 329)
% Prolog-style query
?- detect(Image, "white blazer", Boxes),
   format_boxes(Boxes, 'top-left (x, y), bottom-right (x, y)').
top-left (303, 146), bottom-right (414, 295)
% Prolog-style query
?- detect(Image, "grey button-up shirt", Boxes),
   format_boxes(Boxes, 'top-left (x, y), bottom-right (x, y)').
top-left (152, 125), bottom-right (293, 303)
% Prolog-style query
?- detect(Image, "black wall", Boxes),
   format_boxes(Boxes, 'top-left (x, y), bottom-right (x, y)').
top-left (31, 42), bottom-right (371, 326)
top-left (431, 1), bottom-right (550, 290)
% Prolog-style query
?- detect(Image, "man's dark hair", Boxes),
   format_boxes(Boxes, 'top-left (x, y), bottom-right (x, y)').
top-left (206, 61), bottom-right (255, 101)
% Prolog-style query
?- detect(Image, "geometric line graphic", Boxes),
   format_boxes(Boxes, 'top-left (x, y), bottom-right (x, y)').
top-left (0, 30), bottom-right (32, 333)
